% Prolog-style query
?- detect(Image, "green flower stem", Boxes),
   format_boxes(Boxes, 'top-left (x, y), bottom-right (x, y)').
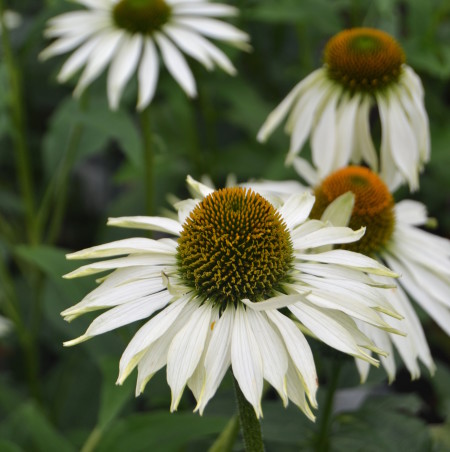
top-left (315, 359), bottom-right (342, 452)
top-left (0, 257), bottom-right (41, 402)
top-left (139, 107), bottom-right (154, 219)
top-left (233, 375), bottom-right (265, 452)
top-left (80, 426), bottom-right (103, 452)
top-left (208, 415), bottom-right (240, 452)
top-left (0, 1), bottom-right (37, 244)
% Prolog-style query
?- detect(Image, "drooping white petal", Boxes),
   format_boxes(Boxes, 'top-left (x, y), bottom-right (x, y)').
top-left (266, 309), bottom-right (318, 407)
top-left (73, 30), bottom-right (123, 97)
top-left (257, 69), bottom-right (325, 143)
top-left (292, 157), bottom-right (320, 187)
top-left (279, 192), bottom-right (315, 230)
top-left (296, 249), bottom-right (398, 277)
top-left (353, 95), bottom-right (378, 170)
top-left (107, 34), bottom-right (143, 110)
top-left (173, 17), bottom-right (249, 45)
top-left (246, 310), bottom-right (288, 405)
top-left (395, 200), bottom-right (427, 226)
top-left (118, 295), bottom-right (192, 384)
top-left (137, 38), bottom-right (159, 110)
top-left (173, 3), bottom-right (238, 17)
top-left (64, 290), bottom-right (171, 346)
top-left (66, 237), bottom-right (176, 259)
top-left (167, 302), bottom-right (212, 411)
top-left (196, 305), bottom-right (234, 414)
top-left (231, 304), bottom-right (263, 418)
top-left (285, 358), bottom-right (315, 420)
top-left (155, 32), bottom-right (197, 97)
top-left (107, 216), bottom-right (182, 236)
top-left (64, 255), bottom-right (177, 278)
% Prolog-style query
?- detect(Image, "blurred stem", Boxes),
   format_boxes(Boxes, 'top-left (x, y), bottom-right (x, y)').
top-left (38, 94), bottom-right (89, 244)
top-left (296, 24), bottom-right (314, 73)
top-left (0, 257), bottom-right (41, 402)
top-left (0, 1), bottom-right (37, 244)
top-left (233, 376), bottom-right (265, 452)
top-left (208, 415), bottom-right (240, 452)
top-left (314, 359), bottom-right (342, 452)
top-left (139, 106), bottom-right (154, 218)
top-left (80, 426), bottom-right (103, 452)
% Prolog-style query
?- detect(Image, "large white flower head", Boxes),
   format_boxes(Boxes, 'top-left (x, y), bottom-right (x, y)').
top-left (62, 176), bottom-right (402, 419)
top-left (40, 0), bottom-right (250, 110)
top-left (257, 27), bottom-right (430, 192)
top-left (307, 165), bottom-right (450, 381)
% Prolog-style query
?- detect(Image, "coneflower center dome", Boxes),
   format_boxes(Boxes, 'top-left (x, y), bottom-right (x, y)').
top-left (310, 166), bottom-right (395, 256)
top-left (177, 188), bottom-right (293, 305)
top-left (113, 0), bottom-right (172, 35)
top-left (324, 27), bottom-right (405, 92)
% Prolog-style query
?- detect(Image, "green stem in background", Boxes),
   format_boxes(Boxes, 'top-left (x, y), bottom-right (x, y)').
top-left (208, 415), bottom-right (240, 452)
top-left (0, 1), bottom-right (37, 244)
top-left (80, 426), bottom-right (103, 452)
top-left (314, 359), bottom-right (342, 452)
top-left (233, 376), bottom-right (265, 452)
top-left (139, 107), bottom-right (154, 219)
top-left (0, 257), bottom-right (41, 402)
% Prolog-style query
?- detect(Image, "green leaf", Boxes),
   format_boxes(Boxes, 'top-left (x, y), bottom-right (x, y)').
top-left (430, 423), bottom-right (450, 452)
top-left (0, 402), bottom-right (76, 452)
top-left (98, 357), bottom-right (135, 428)
top-left (96, 412), bottom-right (228, 452)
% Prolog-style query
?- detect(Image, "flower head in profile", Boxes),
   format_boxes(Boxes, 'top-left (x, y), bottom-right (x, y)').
top-left (305, 165), bottom-right (450, 381)
top-left (62, 176), bottom-right (401, 419)
top-left (257, 27), bottom-right (429, 191)
top-left (40, 0), bottom-right (250, 110)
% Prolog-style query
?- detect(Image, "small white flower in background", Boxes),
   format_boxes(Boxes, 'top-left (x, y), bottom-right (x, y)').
top-left (62, 176), bottom-right (402, 419)
top-left (40, 0), bottom-right (250, 110)
top-left (0, 316), bottom-right (12, 337)
top-left (257, 27), bottom-right (430, 192)
top-left (0, 10), bottom-right (22, 32)
top-left (280, 164), bottom-right (448, 381)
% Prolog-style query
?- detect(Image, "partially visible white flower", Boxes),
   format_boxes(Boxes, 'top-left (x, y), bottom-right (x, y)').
top-left (40, 0), bottom-right (250, 110)
top-left (264, 165), bottom-right (447, 381)
top-left (0, 316), bottom-right (12, 337)
top-left (257, 27), bottom-right (430, 192)
top-left (62, 175), bottom-right (402, 419)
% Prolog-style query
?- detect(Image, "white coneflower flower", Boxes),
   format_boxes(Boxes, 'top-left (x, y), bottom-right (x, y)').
top-left (257, 28), bottom-right (430, 191)
top-left (305, 165), bottom-right (450, 381)
top-left (40, 0), bottom-right (250, 110)
top-left (62, 176), bottom-right (402, 419)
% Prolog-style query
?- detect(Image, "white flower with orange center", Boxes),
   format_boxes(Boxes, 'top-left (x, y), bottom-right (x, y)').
top-left (40, 0), bottom-right (249, 110)
top-left (257, 28), bottom-right (430, 191)
top-left (305, 166), bottom-right (449, 380)
top-left (62, 176), bottom-right (402, 419)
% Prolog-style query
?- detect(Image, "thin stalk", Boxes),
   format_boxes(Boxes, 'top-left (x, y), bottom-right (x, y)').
top-left (0, 257), bottom-right (41, 401)
top-left (208, 415), bottom-right (240, 452)
top-left (233, 376), bottom-right (265, 452)
top-left (80, 426), bottom-right (103, 452)
top-left (315, 359), bottom-right (342, 452)
top-left (0, 1), bottom-right (37, 244)
top-left (139, 107), bottom-right (154, 218)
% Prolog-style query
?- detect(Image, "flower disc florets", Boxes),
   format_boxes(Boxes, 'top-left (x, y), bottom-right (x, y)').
top-left (310, 166), bottom-right (395, 256)
top-left (324, 27), bottom-right (405, 92)
top-left (113, 0), bottom-right (172, 35)
top-left (177, 187), bottom-right (293, 305)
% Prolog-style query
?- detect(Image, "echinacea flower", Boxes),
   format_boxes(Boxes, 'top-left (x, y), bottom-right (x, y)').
top-left (62, 176), bottom-right (402, 419)
top-left (40, 0), bottom-right (249, 110)
top-left (257, 27), bottom-right (429, 191)
top-left (305, 166), bottom-right (449, 380)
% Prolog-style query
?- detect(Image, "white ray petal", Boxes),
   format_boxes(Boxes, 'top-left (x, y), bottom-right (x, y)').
top-left (266, 309), bottom-right (318, 407)
top-left (107, 34), bottom-right (143, 110)
top-left (137, 38), bottom-right (159, 110)
top-left (286, 358), bottom-right (315, 420)
top-left (196, 305), bottom-right (234, 414)
top-left (167, 303), bottom-right (212, 411)
top-left (354, 95), bottom-right (378, 170)
top-left (395, 200), bottom-right (427, 226)
top-left (155, 32), bottom-right (197, 97)
top-left (64, 290), bottom-right (171, 346)
top-left (292, 157), bottom-right (320, 187)
top-left (173, 3), bottom-right (238, 17)
top-left (279, 192), bottom-right (315, 230)
top-left (231, 304), bottom-right (263, 418)
top-left (246, 310), bottom-right (288, 405)
top-left (118, 296), bottom-right (191, 384)
top-left (293, 225), bottom-right (365, 249)
top-left (107, 216), bottom-right (182, 236)
top-left (320, 192), bottom-right (354, 227)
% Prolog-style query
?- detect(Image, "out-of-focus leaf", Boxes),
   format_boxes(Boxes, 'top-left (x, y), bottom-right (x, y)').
top-left (0, 439), bottom-right (23, 452)
top-left (0, 402), bottom-right (76, 452)
top-left (331, 394), bottom-right (431, 452)
top-left (95, 411), bottom-right (227, 452)
top-left (430, 423), bottom-right (450, 452)
top-left (98, 357), bottom-right (135, 428)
